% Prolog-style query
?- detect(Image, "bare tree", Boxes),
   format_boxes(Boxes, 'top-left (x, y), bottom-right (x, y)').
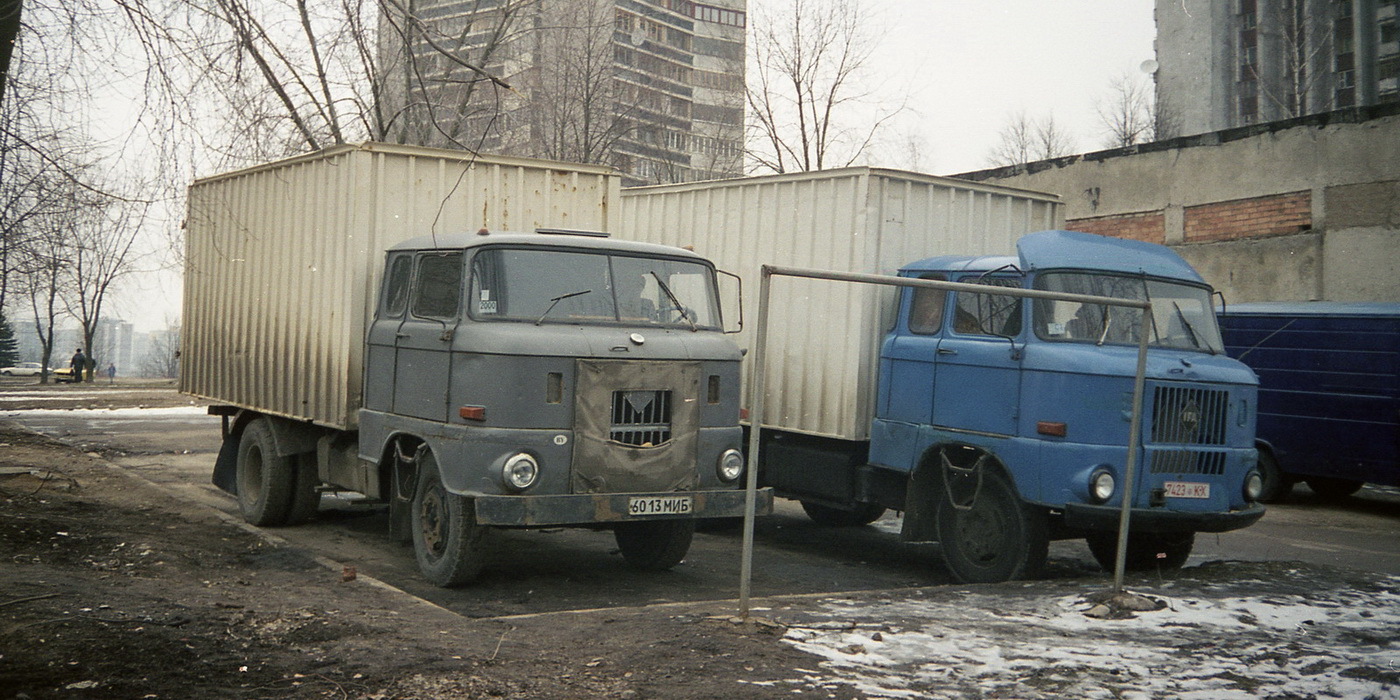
top-left (140, 325), bottom-right (180, 379)
top-left (746, 0), bottom-right (901, 173)
top-left (526, 0), bottom-right (636, 165)
top-left (1097, 73), bottom-right (1157, 148)
top-left (986, 111), bottom-right (1076, 167)
top-left (1248, 0), bottom-right (1333, 120)
top-left (65, 194), bottom-right (145, 381)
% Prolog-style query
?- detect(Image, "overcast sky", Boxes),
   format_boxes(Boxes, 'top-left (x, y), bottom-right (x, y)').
top-left (869, 1), bottom-right (1159, 174)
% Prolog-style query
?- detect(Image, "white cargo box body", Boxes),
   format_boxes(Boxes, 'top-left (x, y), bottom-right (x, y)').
top-left (618, 168), bottom-right (1062, 441)
top-left (181, 142), bottom-right (620, 430)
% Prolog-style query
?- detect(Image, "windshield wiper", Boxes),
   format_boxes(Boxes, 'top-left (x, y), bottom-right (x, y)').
top-left (1172, 301), bottom-right (1207, 352)
top-left (651, 271), bottom-right (697, 332)
top-left (536, 290), bottom-right (592, 325)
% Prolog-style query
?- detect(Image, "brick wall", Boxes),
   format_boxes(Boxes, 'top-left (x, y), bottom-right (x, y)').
top-left (1183, 191), bottom-right (1312, 242)
top-left (1064, 211), bottom-right (1166, 244)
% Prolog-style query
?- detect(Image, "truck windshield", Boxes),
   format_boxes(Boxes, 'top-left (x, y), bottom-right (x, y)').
top-left (1032, 271), bottom-right (1224, 354)
top-left (468, 248), bottom-right (721, 329)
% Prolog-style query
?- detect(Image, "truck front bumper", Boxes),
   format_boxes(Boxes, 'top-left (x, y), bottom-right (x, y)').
top-left (473, 487), bottom-right (773, 527)
top-left (1062, 502), bottom-right (1265, 534)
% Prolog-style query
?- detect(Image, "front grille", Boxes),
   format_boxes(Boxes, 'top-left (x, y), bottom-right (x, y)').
top-left (610, 390), bottom-right (672, 447)
top-left (1149, 449), bottom-right (1227, 475)
top-left (1150, 385), bottom-right (1229, 445)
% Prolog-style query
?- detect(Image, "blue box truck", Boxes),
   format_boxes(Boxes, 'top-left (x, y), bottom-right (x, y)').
top-left (1218, 302), bottom-right (1400, 501)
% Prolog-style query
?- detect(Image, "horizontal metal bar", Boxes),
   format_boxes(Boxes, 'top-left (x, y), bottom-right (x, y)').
top-left (761, 264), bottom-right (1152, 310)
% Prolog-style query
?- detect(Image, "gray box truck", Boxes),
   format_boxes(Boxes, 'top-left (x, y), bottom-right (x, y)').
top-left (182, 143), bottom-right (768, 586)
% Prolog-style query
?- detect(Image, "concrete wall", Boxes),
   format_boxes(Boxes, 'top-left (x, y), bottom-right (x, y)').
top-left (955, 107), bottom-right (1400, 303)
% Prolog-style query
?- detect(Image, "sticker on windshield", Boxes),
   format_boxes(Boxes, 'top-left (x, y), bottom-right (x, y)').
top-left (478, 290), bottom-right (497, 314)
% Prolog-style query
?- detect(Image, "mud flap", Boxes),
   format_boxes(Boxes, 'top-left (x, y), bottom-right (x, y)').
top-left (212, 433), bottom-right (240, 494)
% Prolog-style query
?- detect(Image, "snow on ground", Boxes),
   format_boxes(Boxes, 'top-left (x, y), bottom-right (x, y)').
top-left (776, 580), bottom-right (1400, 699)
top-left (0, 406), bottom-right (209, 419)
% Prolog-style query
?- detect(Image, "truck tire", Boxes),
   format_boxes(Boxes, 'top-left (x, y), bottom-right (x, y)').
top-left (235, 419), bottom-right (295, 527)
top-left (1086, 531), bottom-right (1195, 572)
top-left (614, 519), bottom-right (695, 571)
top-left (800, 500), bottom-right (887, 527)
top-left (412, 450), bottom-right (487, 587)
top-left (1256, 450), bottom-right (1292, 503)
top-left (1304, 476), bottom-right (1364, 499)
top-left (934, 466), bottom-right (1048, 583)
top-left (284, 452), bottom-right (321, 525)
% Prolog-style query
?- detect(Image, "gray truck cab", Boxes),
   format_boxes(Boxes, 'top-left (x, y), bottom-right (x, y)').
top-left (356, 229), bottom-right (764, 584)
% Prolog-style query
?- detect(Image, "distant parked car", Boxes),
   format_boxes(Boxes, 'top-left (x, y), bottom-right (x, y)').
top-left (1, 362), bottom-right (47, 377)
top-left (52, 367), bottom-right (80, 383)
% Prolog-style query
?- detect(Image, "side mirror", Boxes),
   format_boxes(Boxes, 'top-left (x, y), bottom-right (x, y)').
top-left (717, 269), bottom-right (744, 334)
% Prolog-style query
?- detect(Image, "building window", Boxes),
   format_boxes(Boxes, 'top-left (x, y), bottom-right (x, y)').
top-left (690, 2), bottom-right (746, 27)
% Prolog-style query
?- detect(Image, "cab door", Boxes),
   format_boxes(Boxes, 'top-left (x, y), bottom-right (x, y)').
top-left (364, 252), bottom-right (413, 413)
top-left (932, 277), bottom-right (1025, 437)
top-left (392, 251), bottom-right (464, 422)
top-left (872, 276), bottom-right (946, 469)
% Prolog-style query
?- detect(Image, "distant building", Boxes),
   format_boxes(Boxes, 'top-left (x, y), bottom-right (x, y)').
top-left (1156, 0), bottom-right (1399, 136)
top-left (380, 0), bottom-right (746, 185)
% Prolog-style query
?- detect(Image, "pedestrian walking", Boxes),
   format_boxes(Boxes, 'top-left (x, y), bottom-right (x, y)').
top-left (106, 363), bottom-right (117, 384)
top-left (70, 349), bottom-right (86, 383)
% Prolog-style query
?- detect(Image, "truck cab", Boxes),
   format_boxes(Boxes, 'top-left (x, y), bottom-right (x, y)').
top-left (867, 230), bottom-right (1265, 581)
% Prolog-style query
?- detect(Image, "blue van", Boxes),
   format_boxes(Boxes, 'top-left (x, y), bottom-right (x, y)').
top-left (1217, 302), bottom-right (1400, 500)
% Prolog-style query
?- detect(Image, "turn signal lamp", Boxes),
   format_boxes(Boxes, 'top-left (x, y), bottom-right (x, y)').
top-left (459, 406), bottom-right (486, 421)
top-left (1036, 421), bottom-right (1067, 437)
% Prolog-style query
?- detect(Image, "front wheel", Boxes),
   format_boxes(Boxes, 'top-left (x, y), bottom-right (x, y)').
top-left (412, 450), bottom-right (487, 587)
top-left (1256, 450), bottom-right (1293, 503)
top-left (934, 455), bottom-right (1047, 583)
top-left (1086, 531), bottom-right (1195, 572)
top-left (614, 519), bottom-right (695, 571)
top-left (800, 500), bottom-right (887, 527)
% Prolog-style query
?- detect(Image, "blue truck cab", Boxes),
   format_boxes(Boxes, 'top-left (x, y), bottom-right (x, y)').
top-left (764, 230), bottom-right (1265, 583)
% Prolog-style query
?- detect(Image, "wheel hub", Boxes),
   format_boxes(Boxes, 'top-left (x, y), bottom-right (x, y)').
top-left (419, 486), bottom-right (446, 556)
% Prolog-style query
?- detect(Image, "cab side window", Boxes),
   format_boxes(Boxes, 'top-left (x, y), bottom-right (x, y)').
top-left (412, 252), bottom-right (464, 319)
top-left (381, 254), bottom-right (413, 317)
top-left (953, 277), bottom-right (1023, 337)
top-left (908, 274), bottom-right (947, 335)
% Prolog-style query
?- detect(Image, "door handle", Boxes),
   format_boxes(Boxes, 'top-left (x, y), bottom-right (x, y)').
top-left (396, 332), bottom-right (411, 339)
top-left (937, 348), bottom-right (957, 356)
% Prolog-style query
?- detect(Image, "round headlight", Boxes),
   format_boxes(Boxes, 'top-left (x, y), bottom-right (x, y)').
top-left (502, 453), bottom-right (539, 491)
top-left (717, 449), bottom-right (744, 483)
top-left (1090, 470), bottom-right (1116, 503)
top-left (1244, 471), bottom-right (1263, 502)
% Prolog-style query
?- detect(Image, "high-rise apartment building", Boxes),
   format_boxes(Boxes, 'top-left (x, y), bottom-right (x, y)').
top-left (1155, 0), bottom-right (1399, 136)
top-left (381, 0), bottom-right (746, 185)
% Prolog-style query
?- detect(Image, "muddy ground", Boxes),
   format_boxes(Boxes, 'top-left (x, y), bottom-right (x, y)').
top-left (3, 385), bottom-right (1399, 698)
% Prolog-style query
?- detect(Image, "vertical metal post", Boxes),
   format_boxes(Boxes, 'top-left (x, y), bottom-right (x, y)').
top-left (738, 266), bottom-right (773, 617)
top-left (1113, 315), bottom-right (1152, 593)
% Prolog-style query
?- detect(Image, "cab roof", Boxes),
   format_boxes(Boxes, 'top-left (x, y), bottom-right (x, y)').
top-left (901, 230), bottom-right (1205, 283)
top-left (388, 229), bottom-right (706, 261)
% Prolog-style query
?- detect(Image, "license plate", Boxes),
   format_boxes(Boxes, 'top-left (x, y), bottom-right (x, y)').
top-left (1163, 481), bottom-right (1210, 499)
top-left (628, 496), bottom-right (693, 516)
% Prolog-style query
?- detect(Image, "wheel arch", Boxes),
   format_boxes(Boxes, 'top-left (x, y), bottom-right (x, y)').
top-left (902, 441), bottom-right (1016, 543)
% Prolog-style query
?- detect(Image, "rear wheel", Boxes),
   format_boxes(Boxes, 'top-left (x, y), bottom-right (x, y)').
top-left (800, 500), bottom-right (887, 527)
top-left (284, 452), bottom-right (321, 525)
top-left (614, 519), bottom-right (695, 571)
top-left (1086, 531), bottom-right (1195, 571)
top-left (1305, 476), bottom-right (1364, 499)
top-left (235, 419), bottom-right (294, 526)
top-left (933, 450), bottom-right (1047, 583)
top-left (412, 451), bottom-right (487, 587)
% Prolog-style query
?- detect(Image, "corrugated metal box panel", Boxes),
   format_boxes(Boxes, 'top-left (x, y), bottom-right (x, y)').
top-left (181, 142), bottom-right (620, 430)
top-left (617, 168), bottom-right (1062, 441)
